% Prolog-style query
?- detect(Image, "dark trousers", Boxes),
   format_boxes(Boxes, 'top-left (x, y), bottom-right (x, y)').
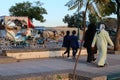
top-left (72, 48), bottom-right (78, 58)
top-left (86, 47), bottom-right (95, 62)
top-left (64, 47), bottom-right (70, 57)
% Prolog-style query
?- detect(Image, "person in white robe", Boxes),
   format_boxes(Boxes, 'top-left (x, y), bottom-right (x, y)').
top-left (91, 23), bottom-right (114, 67)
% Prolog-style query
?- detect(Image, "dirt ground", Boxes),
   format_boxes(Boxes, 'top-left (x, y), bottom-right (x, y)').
top-left (46, 27), bottom-right (83, 40)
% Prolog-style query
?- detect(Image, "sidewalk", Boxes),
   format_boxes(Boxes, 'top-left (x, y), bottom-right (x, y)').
top-left (0, 54), bottom-right (120, 80)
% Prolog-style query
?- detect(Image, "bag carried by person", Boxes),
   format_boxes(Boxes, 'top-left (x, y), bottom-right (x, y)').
top-left (92, 45), bottom-right (97, 54)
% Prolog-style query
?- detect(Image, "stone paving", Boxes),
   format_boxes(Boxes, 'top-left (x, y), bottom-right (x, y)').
top-left (0, 53), bottom-right (120, 80)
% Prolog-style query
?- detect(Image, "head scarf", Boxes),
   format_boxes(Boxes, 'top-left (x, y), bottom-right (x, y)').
top-left (97, 24), bottom-right (105, 34)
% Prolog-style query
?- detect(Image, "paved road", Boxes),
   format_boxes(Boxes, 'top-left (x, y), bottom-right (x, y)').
top-left (0, 54), bottom-right (120, 79)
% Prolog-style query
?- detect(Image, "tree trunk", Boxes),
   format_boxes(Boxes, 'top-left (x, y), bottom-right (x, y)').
top-left (114, 1), bottom-right (120, 50)
top-left (72, 0), bottom-right (90, 80)
top-left (115, 29), bottom-right (120, 50)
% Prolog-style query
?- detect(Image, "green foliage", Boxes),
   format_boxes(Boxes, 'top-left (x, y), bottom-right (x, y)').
top-left (65, 0), bottom-right (83, 11)
top-left (96, 1), bottom-right (116, 17)
top-left (9, 1), bottom-right (47, 22)
top-left (89, 14), bottom-right (98, 24)
top-left (63, 13), bottom-right (83, 28)
top-left (63, 14), bottom-right (70, 23)
top-left (65, 0), bottom-right (116, 21)
top-left (103, 17), bottom-right (117, 30)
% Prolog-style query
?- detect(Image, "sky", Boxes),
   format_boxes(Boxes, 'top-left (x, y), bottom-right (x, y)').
top-left (0, 0), bottom-right (75, 27)
top-left (0, 0), bottom-right (117, 27)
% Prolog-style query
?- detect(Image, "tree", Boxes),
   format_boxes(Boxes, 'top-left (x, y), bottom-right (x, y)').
top-left (9, 1), bottom-right (47, 22)
top-left (63, 14), bottom-right (75, 27)
top-left (89, 14), bottom-right (98, 24)
top-left (114, 0), bottom-right (120, 50)
top-left (65, 0), bottom-right (120, 50)
top-left (63, 13), bottom-right (83, 28)
top-left (103, 18), bottom-right (117, 42)
top-left (65, 0), bottom-right (119, 79)
top-left (63, 14), bottom-right (71, 26)
top-left (65, 0), bottom-right (116, 30)
top-left (96, 0), bottom-right (120, 50)
top-left (103, 18), bottom-right (117, 30)
top-left (95, 0), bottom-right (116, 17)
top-left (65, 0), bottom-right (93, 80)
top-left (88, 0), bottom-right (120, 50)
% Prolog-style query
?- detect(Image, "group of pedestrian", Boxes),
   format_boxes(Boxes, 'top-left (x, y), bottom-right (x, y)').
top-left (84, 22), bottom-right (114, 67)
top-left (62, 30), bottom-right (79, 59)
top-left (62, 22), bottom-right (114, 68)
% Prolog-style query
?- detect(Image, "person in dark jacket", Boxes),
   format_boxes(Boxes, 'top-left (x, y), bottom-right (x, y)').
top-left (70, 30), bottom-right (79, 59)
top-left (62, 31), bottom-right (70, 58)
top-left (83, 23), bottom-right (97, 63)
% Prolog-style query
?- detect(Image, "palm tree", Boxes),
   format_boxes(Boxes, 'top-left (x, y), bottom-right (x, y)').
top-left (65, 0), bottom-right (94, 80)
top-left (114, 0), bottom-right (120, 50)
top-left (65, 0), bottom-right (118, 80)
top-left (91, 0), bottom-right (120, 51)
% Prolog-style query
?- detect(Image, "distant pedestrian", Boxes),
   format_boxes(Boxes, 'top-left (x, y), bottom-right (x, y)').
top-left (62, 31), bottom-right (70, 58)
top-left (83, 23), bottom-right (97, 63)
top-left (70, 30), bottom-right (79, 59)
top-left (92, 23), bottom-right (114, 67)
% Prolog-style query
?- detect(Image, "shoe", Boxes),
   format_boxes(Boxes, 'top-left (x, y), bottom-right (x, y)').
top-left (97, 63), bottom-right (108, 67)
top-left (87, 60), bottom-right (92, 63)
top-left (97, 65), bottom-right (105, 67)
top-left (92, 58), bottom-right (96, 61)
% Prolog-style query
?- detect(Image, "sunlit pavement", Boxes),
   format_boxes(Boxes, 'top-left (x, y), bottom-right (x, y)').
top-left (0, 54), bottom-right (120, 79)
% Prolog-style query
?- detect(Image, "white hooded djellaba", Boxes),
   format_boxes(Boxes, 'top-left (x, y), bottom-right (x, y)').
top-left (91, 24), bottom-right (114, 66)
